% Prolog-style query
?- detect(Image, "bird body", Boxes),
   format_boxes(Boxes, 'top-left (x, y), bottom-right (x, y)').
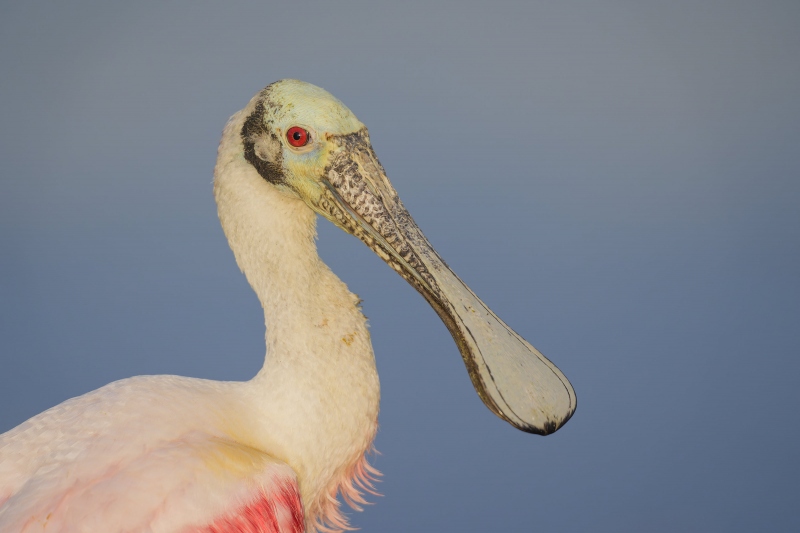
top-left (0, 80), bottom-right (574, 532)
top-left (2, 377), bottom-right (302, 531)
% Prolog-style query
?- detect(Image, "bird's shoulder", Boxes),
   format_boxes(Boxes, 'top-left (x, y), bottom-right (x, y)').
top-left (2, 375), bottom-right (228, 464)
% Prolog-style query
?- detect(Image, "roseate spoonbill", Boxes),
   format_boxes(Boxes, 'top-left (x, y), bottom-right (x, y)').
top-left (0, 79), bottom-right (576, 532)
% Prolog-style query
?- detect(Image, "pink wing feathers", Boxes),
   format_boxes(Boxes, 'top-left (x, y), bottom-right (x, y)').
top-left (192, 482), bottom-right (303, 533)
top-left (1, 431), bottom-right (304, 533)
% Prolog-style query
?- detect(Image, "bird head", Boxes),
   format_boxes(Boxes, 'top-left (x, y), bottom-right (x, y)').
top-left (225, 79), bottom-right (575, 435)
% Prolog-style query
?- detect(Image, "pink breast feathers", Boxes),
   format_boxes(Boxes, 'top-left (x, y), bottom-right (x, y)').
top-left (194, 480), bottom-right (304, 533)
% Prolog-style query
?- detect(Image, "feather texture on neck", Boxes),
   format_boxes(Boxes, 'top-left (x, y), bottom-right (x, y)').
top-left (214, 106), bottom-right (381, 532)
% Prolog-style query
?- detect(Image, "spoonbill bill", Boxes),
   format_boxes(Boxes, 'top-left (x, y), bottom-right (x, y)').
top-left (0, 79), bottom-right (576, 532)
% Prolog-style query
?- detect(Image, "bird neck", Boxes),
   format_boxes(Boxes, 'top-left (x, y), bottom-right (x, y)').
top-left (214, 129), bottom-right (370, 376)
top-left (213, 113), bottom-right (380, 527)
top-left (218, 171), bottom-right (366, 372)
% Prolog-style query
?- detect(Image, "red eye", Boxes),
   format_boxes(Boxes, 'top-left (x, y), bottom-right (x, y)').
top-left (286, 126), bottom-right (310, 147)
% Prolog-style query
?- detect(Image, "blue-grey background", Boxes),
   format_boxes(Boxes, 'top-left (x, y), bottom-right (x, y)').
top-left (1, 1), bottom-right (798, 531)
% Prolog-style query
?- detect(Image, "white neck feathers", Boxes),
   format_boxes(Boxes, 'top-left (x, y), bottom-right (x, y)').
top-left (212, 108), bottom-right (380, 530)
